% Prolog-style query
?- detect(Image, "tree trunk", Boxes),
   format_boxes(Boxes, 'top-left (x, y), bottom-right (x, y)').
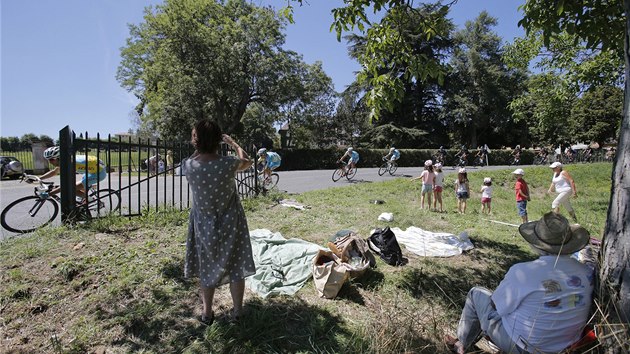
top-left (599, 0), bottom-right (630, 326)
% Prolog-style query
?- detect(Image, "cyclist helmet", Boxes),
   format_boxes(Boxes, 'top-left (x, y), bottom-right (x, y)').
top-left (6, 160), bottom-right (23, 173)
top-left (43, 146), bottom-right (60, 160)
top-left (347, 147), bottom-right (353, 152)
top-left (257, 148), bottom-right (267, 156)
top-left (389, 147), bottom-right (395, 152)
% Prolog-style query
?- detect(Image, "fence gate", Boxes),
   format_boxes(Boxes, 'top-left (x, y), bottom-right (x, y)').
top-left (58, 126), bottom-right (259, 224)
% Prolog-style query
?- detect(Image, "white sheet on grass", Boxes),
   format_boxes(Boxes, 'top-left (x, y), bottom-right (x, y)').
top-left (391, 226), bottom-right (474, 257)
top-left (246, 229), bottom-right (326, 298)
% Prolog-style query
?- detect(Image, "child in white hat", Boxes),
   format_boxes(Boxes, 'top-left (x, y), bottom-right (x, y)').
top-left (481, 177), bottom-right (493, 214)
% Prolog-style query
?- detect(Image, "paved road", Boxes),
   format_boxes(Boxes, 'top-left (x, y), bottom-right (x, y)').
top-left (0, 165), bottom-right (512, 239)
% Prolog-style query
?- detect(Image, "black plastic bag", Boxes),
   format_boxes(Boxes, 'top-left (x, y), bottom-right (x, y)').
top-left (367, 227), bottom-right (406, 266)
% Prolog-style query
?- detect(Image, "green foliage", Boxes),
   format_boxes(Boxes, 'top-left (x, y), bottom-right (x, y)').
top-left (117, 0), bottom-right (328, 141)
top-left (570, 85), bottom-right (623, 143)
top-left (360, 123), bottom-right (431, 148)
top-left (332, 2), bottom-right (453, 121)
top-left (442, 11), bottom-right (527, 147)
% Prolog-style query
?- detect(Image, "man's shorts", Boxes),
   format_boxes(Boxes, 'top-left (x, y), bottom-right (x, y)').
top-left (456, 191), bottom-right (469, 200)
top-left (434, 185), bottom-right (443, 193)
top-left (516, 200), bottom-right (528, 216)
top-left (82, 169), bottom-right (107, 187)
top-left (421, 184), bottom-right (433, 194)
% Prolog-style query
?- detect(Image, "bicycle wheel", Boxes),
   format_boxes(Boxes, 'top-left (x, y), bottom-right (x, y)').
top-left (1, 196), bottom-right (59, 233)
top-left (88, 189), bottom-right (121, 217)
top-left (332, 168), bottom-right (343, 182)
top-left (389, 162), bottom-right (398, 175)
top-left (346, 166), bottom-right (357, 180)
top-left (378, 163), bottom-right (388, 176)
top-left (237, 176), bottom-right (258, 197)
top-left (264, 173), bottom-right (280, 190)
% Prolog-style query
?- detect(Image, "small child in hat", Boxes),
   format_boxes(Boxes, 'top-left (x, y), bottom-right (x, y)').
top-left (480, 177), bottom-right (493, 214)
top-left (512, 168), bottom-right (530, 223)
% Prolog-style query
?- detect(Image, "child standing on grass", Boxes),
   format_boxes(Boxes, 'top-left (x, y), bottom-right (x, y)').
top-left (480, 177), bottom-right (493, 214)
top-left (455, 168), bottom-right (470, 214)
top-left (433, 163), bottom-right (445, 212)
top-left (411, 160), bottom-right (435, 209)
top-left (512, 168), bottom-right (530, 223)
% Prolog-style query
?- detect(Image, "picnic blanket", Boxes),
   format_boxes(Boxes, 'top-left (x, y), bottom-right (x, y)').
top-left (246, 229), bottom-right (325, 298)
top-left (391, 226), bottom-right (474, 257)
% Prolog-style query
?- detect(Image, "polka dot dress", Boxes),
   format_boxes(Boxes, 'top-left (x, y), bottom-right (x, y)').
top-left (183, 156), bottom-right (256, 287)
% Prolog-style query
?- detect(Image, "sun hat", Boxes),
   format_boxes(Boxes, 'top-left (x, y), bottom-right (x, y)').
top-left (424, 160), bottom-right (433, 167)
top-left (483, 177), bottom-right (491, 183)
top-left (434, 163), bottom-right (442, 169)
top-left (458, 167), bottom-right (466, 173)
top-left (549, 162), bottom-right (562, 169)
top-left (519, 212), bottom-right (590, 255)
top-left (512, 168), bottom-right (525, 175)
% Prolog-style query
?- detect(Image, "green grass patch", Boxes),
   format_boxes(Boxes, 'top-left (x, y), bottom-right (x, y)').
top-left (0, 163), bottom-right (614, 353)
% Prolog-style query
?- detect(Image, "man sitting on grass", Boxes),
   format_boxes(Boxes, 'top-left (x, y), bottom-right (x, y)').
top-left (445, 212), bottom-right (594, 354)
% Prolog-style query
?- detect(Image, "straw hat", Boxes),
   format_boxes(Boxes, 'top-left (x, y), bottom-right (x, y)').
top-left (519, 212), bottom-right (590, 255)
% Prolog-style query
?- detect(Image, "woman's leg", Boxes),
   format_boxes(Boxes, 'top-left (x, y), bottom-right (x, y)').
top-left (200, 285), bottom-right (216, 318)
top-left (230, 279), bottom-right (246, 318)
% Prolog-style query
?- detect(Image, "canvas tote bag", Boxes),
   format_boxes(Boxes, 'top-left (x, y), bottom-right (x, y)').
top-left (312, 250), bottom-right (349, 299)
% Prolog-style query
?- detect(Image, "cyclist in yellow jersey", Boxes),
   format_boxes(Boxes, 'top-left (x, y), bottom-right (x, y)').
top-left (39, 146), bottom-right (107, 200)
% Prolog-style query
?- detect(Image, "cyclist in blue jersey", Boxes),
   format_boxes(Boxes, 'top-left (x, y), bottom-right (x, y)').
top-left (257, 148), bottom-right (281, 182)
top-left (39, 146), bottom-right (107, 201)
top-left (384, 147), bottom-right (400, 162)
top-left (338, 147), bottom-right (360, 176)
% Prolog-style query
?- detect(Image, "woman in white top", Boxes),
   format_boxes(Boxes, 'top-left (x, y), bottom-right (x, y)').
top-left (548, 162), bottom-right (578, 221)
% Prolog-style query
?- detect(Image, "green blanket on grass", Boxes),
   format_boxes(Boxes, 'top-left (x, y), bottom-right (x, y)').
top-left (246, 229), bottom-right (326, 298)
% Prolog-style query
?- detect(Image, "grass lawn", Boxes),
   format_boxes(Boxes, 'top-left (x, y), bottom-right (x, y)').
top-left (0, 163), bottom-right (616, 353)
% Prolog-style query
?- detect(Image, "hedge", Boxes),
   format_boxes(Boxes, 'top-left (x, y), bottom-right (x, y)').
top-left (273, 148), bottom-right (536, 171)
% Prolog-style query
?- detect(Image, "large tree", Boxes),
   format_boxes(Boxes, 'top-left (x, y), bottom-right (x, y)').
top-left (117, 0), bottom-right (312, 140)
top-left (520, 0), bottom-right (630, 334)
top-left (345, 3), bottom-right (454, 148)
top-left (442, 11), bottom-right (526, 148)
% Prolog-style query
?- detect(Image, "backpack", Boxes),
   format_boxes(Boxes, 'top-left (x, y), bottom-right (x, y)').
top-left (368, 227), bottom-right (406, 266)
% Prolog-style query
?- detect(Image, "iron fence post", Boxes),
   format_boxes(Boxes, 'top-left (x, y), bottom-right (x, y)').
top-left (59, 126), bottom-right (76, 224)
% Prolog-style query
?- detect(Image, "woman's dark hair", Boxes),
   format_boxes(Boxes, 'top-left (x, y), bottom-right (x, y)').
top-left (192, 120), bottom-right (222, 153)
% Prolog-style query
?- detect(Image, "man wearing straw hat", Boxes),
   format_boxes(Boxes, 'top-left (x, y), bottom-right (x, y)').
top-left (445, 212), bottom-right (593, 353)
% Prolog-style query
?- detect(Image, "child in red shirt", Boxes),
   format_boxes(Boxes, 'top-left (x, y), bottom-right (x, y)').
top-left (512, 168), bottom-right (530, 223)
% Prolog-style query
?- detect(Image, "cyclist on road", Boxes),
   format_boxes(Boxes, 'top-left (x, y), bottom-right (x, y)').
top-left (435, 146), bottom-right (447, 164)
top-left (511, 145), bottom-right (522, 165)
top-left (455, 145), bottom-right (469, 167)
top-left (475, 145), bottom-right (489, 166)
top-left (384, 147), bottom-right (400, 163)
top-left (257, 148), bottom-right (281, 182)
top-left (338, 147), bottom-right (360, 176)
top-left (39, 146), bottom-right (107, 201)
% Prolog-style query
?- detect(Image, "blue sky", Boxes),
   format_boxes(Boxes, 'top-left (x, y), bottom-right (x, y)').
top-left (1, 0), bottom-right (525, 140)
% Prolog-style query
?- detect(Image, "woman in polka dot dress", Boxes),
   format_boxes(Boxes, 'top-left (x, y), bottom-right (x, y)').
top-left (184, 119), bottom-right (256, 325)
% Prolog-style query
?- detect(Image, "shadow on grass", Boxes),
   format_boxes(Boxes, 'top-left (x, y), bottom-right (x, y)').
top-left (397, 238), bottom-right (536, 309)
top-left (192, 297), bottom-right (370, 353)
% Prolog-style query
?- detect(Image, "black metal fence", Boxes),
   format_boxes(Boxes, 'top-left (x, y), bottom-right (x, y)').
top-left (58, 126), bottom-right (259, 223)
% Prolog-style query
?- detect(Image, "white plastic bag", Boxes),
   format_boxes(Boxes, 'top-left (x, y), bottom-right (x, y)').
top-left (378, 212), bottom-right (394, 222)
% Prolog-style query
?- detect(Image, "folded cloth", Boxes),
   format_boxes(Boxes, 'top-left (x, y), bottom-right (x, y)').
top-left (391, 226), bottom-right (474, 257)
top-left (378, 212), bottom-right (394, 222)
top-left (246, 229), bottom-right (326, 298)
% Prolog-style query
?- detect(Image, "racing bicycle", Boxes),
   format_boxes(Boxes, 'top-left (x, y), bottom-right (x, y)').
top-left (236, 167), bottom-right (279, 195)
top-left (378, 157), bottom-right (398, 176)
top-left (1, 174), bottom-right (121, 233)
top-left (332, 161), bottom-right (357, 182)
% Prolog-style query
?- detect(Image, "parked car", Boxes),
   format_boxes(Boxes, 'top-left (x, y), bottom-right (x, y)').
top-left (0, 156), bottom-right (24, 179)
